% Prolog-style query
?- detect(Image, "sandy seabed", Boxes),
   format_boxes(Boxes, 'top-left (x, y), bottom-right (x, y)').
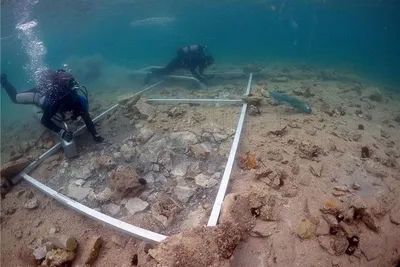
top-left (1, 63), bottom-right (400, 267)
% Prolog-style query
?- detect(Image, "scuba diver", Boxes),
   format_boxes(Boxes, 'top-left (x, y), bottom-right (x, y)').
top-left (0, 70), bottom-right (104, 143)
top-left (144, 44), bottom-right (214, 86)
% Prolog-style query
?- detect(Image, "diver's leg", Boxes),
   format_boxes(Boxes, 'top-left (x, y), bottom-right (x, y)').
top-left (1, 74), bottom-right (18, 103)
top-left (154, 57), bottom-right (180, 75)
top-left (145, 57), bottom-right (181, 84)
top-left (1, 74), bottom-right (41, 104)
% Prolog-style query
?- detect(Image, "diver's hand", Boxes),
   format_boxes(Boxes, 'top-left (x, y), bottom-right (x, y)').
top-left (59, 129), bottom-right (74, 142)
top-left (200, 81), bottom-right (208, 89)
top-left (93, 134), bottom-right (104, 143)
top-left (0, 73), bottom-right (8, 86)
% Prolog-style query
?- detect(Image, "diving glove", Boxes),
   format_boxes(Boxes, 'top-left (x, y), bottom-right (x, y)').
top-left (93, 134), bottom-right (104, 143)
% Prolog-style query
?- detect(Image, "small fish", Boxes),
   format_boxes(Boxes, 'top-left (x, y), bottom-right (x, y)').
top-left (130, 17), bottom-right (176, 27)
top-left (270, 91), bottom-right (312, 114)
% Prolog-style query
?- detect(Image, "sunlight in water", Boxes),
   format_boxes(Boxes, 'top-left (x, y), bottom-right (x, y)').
top-left (15, 0), bottom-right (48, 85)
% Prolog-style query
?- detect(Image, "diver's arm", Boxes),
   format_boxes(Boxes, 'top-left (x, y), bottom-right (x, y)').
top-left (199, 64), bottom-right (205, 76)
top-left (71, 95), bottom-right (104, 143)
top-left (190, 66), bottom-right (205, 83)
top-left (81, 111), bottom-right (97, 136)
top-left (40, 108), bottom-right (62, 133)
top-left (81, 112), bottom-right (104, 143)
top-left (41, 108), bottom-right (75, 141)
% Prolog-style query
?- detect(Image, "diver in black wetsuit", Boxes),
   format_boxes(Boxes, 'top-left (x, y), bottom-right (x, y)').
top-left (0, 70), bottom-right (104, 143)
top-left (145, 44), bottom-right (214, 86)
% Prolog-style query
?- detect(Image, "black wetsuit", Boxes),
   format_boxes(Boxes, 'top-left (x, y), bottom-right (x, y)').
top-left (0, 70), bottom-right (103, 142)
top-left (147, 44), bottom-right (213, 84)
top-left (41, 88), bottom-right (98, 137)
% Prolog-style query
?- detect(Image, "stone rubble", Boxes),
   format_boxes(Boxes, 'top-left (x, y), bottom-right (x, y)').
top-left (168, 106), bottom-right (186, 118)
top-left (298, 141), bottom-right (323, 160)
top-left (309, 162), bottom-right (323, 177)
top-left (174, 185), bottom-right (196, 203)
top-left (74, 179), bottom-right (86, 186)
top-left (333, 185), bottom-right (348, 192)
top-left (352, 182), bottom-right (361, 190)
top-left (151, 194), bottom-right (182, 227)
top-left (180, 205), bottom-right (207, 231)
top-left (33, 245), bottom-right (52, 261)
top-left (111, 235), bottom-right (128, 248)
top-left (189, 143), bottom-right (211, 159)
top-left (0, 156), bottom-right (34, 178)
top-left (315, 218), bottom-right (330, 236)
top-left (120, 143), bottom-right (136, 161)
top-left (170, 131), bottom-right (198, 151)
top-left (213, 133), bottom-right (228, 143)
top-left (110, 165), bottom-right (145, 197)
top-left (136, 98), bottom-right (156, 120)
top-left (296, 219), bottom-right (316, 240)
top-left (125, 197), bottom-right (149, 215)
top-left (201, 132), bottom-right (215, 143)
top-left (67, 184), bottom-right (91, 201)
top-left (41, 249), bottom-right (76, 267)
top-left (73, 166), bottom-right (92, 180)
top-left (137, 127), bottom-right (154, 143)
top-left (24, 198), bottom-right (39, 210)
top-left (96, 155), bottom-right (116, 169)
top-left (171, 161), bottom-right (190, 177)
top-left (101, 203), bottom-right (121, 216)
top-left (266, 150), bottom-right (284, 162)
top-left (83, 236), bottom-right (102, 266)
top-left (318, 235), bottom-right (334, 254)
top-left (360, 232), bottom-right (385, 261)
top-left (250, 221), bottom-right (277, 237)
top-left (194, 173), bottom-right (218, 188)
top-left (45, 234), bottom-right (78, 251)
top-left (333, 235), bottom-right (349, 255)
top-left (389, 203), bottom-right (400, 225)
top-left (380, 128), bottom-right (391, 139)
top-left (49, 227), bottom-right (60, 235)
top-left (94, 187), bottom-right (114, 204)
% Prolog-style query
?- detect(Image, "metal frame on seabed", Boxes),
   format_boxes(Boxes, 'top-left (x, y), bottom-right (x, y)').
top-left (132, 66), bottom-right (247, 88)
top-left (11, 73), bottom-right (253, 243)
top-left (146, 99), bottom-right (244, 105)
top-left (138, 66), bottom-right (246, 77)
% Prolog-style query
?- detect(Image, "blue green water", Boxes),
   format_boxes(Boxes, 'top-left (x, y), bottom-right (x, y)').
top-left (1, 0), bottom-right (400, 125)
